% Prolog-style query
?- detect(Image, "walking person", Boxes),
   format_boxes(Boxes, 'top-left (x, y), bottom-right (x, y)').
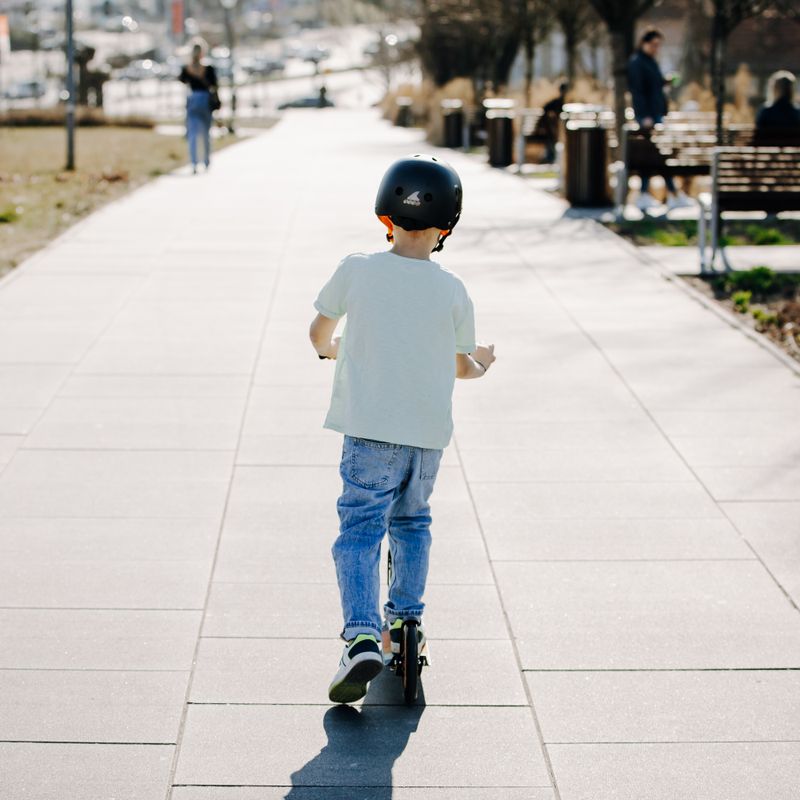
top-left (309, 155), bottom-right (496, 704)
top-left (178, 40), bottom-right (218, 174)
top-left (627, 28), bottom-right (691, 211)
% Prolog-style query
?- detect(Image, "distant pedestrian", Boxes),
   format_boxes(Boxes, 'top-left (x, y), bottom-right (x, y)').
top-left (538, 81), bottom-right (568, 163)
top-left (179, 39), bottom-right (218, 174)
top-left (756, 71), bottom-right (800, 135)
top-left (627, 28), bottom-right (691, 212)
top-left (309, 155), bottom-right (495, 704)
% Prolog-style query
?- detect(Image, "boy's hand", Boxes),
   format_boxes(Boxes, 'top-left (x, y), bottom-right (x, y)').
top-left (316, 336), bottom-right (341, 360)
top-left (473, 343), bottom-right (496, 373)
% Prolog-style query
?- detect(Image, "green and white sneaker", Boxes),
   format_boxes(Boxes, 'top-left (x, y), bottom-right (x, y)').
top-left (328, 634), bottom-right (384, 704)
top-left (388, 618), bottom-right (426, 655)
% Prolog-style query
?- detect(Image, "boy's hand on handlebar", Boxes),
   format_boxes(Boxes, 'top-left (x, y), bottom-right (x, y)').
top-left (318, 336), bottom-right (341, 360)
top-left (473, 343), bottom-right (496, 372)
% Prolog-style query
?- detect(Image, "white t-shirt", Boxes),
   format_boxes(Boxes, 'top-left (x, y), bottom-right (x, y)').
top-left (314, 250), bottom-right (476, 450)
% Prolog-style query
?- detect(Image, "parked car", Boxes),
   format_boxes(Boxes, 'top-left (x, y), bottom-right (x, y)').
top-left (116, 59), bottom-right (161, 81)
top-left (4, 80), bottom-right (47, 100)
top-left (278, 94), bottom-right (334, 110)
top-left (240, 55), bottom-right (285, 77)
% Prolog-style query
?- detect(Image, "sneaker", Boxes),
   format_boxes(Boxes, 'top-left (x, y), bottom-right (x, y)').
top-left (388, 618), bottom-right (426, 655)
top-left (635, 192), bottom-right (661, 211)
top-left (666, 190), bottom-right (694, 210)
top-left (328, 634), bottom-right (383, 704)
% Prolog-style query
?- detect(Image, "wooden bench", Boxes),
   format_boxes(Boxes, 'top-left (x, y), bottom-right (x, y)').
top-left (698, 146), bottom-right (800, 271)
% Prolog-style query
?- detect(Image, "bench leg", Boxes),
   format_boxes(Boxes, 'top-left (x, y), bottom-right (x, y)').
top-left (698, 205), bottom-right (707, 272)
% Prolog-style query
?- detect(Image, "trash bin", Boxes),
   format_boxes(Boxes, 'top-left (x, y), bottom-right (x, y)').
top-left (484, 99), bottom-right (515, 167)
top-left (395, 96), bottom-right (413, 127)
top-left (441, 99), bottom-right (464, 148)
top-left (563, 121), bottom-right (610, 206)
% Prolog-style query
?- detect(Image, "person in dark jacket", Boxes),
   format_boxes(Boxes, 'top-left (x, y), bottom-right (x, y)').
top-left (179, 39), bottom-right (218, 174)
top-left (627, 28), bottom-right (691, 211)
top-left (756, 71), bottom-right (800, 134)
top-left (538, 81), bottom-right (568, 163)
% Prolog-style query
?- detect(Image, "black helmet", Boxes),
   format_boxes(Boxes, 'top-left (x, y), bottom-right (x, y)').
top-left (375, 154), bottom-right (463, 252)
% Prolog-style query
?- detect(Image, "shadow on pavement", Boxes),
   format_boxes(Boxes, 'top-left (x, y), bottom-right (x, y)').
top-left (284, 669), bottom-right (426, 799)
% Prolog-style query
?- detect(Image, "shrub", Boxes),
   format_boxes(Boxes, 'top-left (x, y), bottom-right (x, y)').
top-left (732, 290), bottom-right (751, 312)
top-left (746, 225), bottom-right (790, 246)
top-left (0, 207), bottom-right (19, 224)
top-left (726, 267), bottom-right (777, 300)
top-left (0, 108), bottom-right (154, 129)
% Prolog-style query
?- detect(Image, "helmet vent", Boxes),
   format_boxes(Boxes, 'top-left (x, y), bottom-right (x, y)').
top-left (394, 186), bottom-right (404, 195)
top-left (424, 193), bottom-right (433, 202)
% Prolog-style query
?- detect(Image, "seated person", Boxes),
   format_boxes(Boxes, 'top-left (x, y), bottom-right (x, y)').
top-left (756, 70), bottom-right (800, 133)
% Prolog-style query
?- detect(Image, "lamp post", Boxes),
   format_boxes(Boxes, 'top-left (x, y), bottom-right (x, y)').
top-left (65, 0), bottom-right (75, 169)
top-left (219, 0), bottom-right (237, 134)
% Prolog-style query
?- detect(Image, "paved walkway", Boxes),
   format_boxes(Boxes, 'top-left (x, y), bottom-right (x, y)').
top-left (2, 110), bottom-right (799, 800)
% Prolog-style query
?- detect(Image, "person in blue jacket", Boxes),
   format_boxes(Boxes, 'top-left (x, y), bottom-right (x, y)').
top-left (627, 28), bottom-right (692, 212)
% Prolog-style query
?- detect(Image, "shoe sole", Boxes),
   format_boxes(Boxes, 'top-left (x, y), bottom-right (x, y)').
top-left (328, 657), bottom-right (383, 704)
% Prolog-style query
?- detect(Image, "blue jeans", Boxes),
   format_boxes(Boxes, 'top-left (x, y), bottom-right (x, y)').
top-left (186, 91), bottom-right (211, 167)
top-left (332, 435), bottom-right (443, 642)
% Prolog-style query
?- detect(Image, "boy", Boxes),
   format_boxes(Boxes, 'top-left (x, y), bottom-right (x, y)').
top-left (309, 154), bottom-right (495, 704)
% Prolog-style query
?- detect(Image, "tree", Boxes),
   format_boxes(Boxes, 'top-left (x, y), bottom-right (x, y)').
top-left (517, 0), bottom-right (554, 104)
top-left (416, 0), bottom-right (521, 91)
top-left (554, 0), bottom-right (599, 83)
top-left (707, 0), bottom-right (781, 142)
top-left (588, 0), bottom-right (657, 135)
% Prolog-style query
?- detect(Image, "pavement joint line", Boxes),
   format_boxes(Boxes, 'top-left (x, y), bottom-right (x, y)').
top-left (488, 557), bottom-right (758, 562)
top-left (543, 739), bottom-right (800, 745)
top-left (0, 667), bottom-right (190, 672)
top-left (163, 170), bottom-right (300, 795)
top-left (451, 433), bottom-right (564, 800)
top-left (0, 607), bottom-right (206, 611)
top-left (0, 739), bottom-right (175, 746)
top-left (185, 702), bottom-right (530, 708)
top-left (521, 667), bottom-right (800, 672)
top-left (170, 784), bottom-right (554, 789)
top-left (498, 225), bottom-right (800, 617)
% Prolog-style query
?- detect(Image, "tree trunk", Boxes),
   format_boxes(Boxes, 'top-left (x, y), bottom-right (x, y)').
top-left (524, 32), bottom-right (535, 105)
top-left (565, 30), bottom-right (577, 83)
top-left (712, 11), bottom-right (726, 144)
top-left (609, 26), bottom-right (630, 139)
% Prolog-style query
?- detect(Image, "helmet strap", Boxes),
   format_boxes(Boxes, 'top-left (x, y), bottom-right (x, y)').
top-left (432, 230), bottom-right (450, 253)
top-left (378, 214), bottom-right (394, 243)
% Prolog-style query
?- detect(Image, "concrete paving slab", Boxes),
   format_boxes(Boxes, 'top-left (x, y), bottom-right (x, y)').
top-left (471, 481), bottom-right (722, 521)
top-left (527, 669), bottom-right (800, 743)
top-left (58, 374), bottom-right (251, 398)
top-left (458, 446), bottom-right (693, 482)
top-left (546, 742), bottom-right (800, 800)
top-left (172, 789), bottom-right (555, 800)
top-left (694, 466), bottom-right (800, 501)
top-left (174, 704), bottom-right (551, 788)
top-left (0, 364), bottom-right (72, 406)
top-left (0, 742), bottom-right (174, 800)
top-left (0, 669), bottom-right (189, 743)
top-left (496, 561), bottom-right (800, 669)
top-left (722, 502), bottom-right (800, 606)
top-left (190, 637), bottom-right (527, 706)
top-left (204, 582), bottom-right (508, 640)
top-left (0, 434), bottom-right (22, 469)
top-left (0, 609), bottom-right (201, 669)
top-left (0, 449), bottom-right (233, 518)
top-left (24, 395), bottom-right (246, 451)
top-left (670, 435), bottom-right (800, 467)
top-left (482, 517), bottom-right (753, 561)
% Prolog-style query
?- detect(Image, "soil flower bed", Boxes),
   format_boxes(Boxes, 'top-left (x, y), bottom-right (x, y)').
top-left (684, 267), bottom-right (800, 363)
top-left (606, 218), bottom-right (800, 247)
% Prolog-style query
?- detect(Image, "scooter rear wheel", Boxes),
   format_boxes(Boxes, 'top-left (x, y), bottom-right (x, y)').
top-left (402, 620), bottom-right (419, 705)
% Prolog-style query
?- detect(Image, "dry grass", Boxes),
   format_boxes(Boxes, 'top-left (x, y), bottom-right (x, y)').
top-left (0, 126), bottom-right (235, 276)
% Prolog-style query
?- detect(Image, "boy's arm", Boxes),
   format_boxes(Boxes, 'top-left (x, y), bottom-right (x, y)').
top-left (309, 312), bottom-right (340, 359)
top-left (456, 344), bottom-right (495, 379)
